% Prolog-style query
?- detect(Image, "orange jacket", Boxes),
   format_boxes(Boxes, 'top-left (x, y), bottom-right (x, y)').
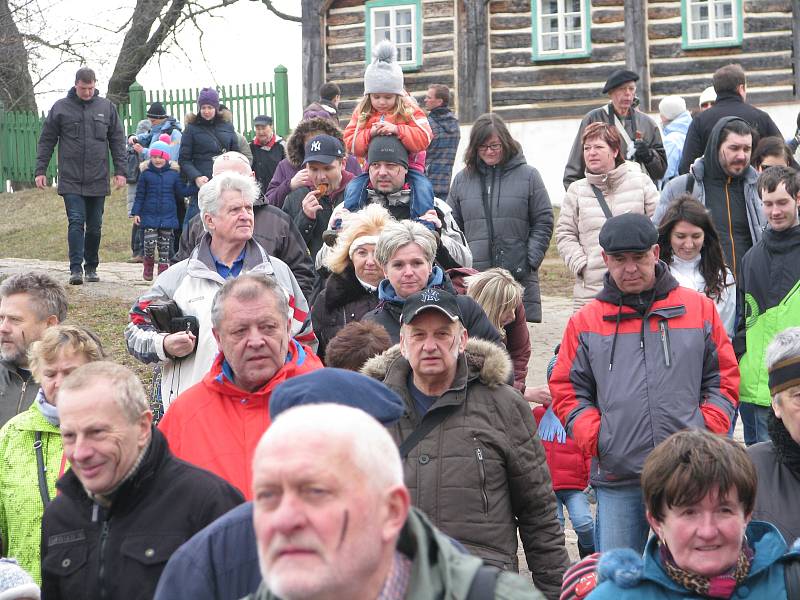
top-left (159, 340), bottom-right (323, 499)
top-left (343, 96), bottom-right (432, 159)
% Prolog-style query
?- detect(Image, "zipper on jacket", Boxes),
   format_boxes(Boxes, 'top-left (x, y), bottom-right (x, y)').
top-left (473, 441), bottom-right (489, 516)
top-left (98, 516), bottom-right (110, 599)
top-left (659, 320), bottom-right (672, 368)
top-left (17, 379), bottom-right (27, 414)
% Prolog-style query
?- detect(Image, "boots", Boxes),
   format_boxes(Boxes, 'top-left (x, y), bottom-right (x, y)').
top-left (158, 262), bottom-right (169, 275)
top-left (577, 540), bottom-right (596, 559)
top-left (143, 257), bottom-right (155, 281)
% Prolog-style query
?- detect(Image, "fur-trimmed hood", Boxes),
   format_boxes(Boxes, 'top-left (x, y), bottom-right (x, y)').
top-left (286, 117), bottom-right (346, 167)
top-left (184, 109), bottom-right (233, 126)
top-left (361, 337), bottom-right (512, 388)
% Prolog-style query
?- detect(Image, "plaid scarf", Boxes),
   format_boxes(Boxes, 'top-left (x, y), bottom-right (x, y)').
top-left (660, 541), bottom-right (753, 598)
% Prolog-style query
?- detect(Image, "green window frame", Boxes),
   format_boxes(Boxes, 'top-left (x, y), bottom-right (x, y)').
top-left (531, 0), bottom-right (591, 61)
top-left (681, 0), bottom-right (743, 49)
top-left (365, 0), bottom-right (423, 71)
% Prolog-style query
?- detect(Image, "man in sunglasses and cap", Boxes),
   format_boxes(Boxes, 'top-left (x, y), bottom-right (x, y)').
top-left (362, 288), bottom-right (569, 599)
top-left (563, 69), bottom-right (667, 189)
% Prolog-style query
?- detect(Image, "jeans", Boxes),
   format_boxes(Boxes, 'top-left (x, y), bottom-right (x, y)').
top-left (556, 489), bottom-right (595, 550)
top-left (183, 196), bottom-right (199, 228)
top-left (739, 402), bottom-right (771, 446)
top-left (62, 194), bottom-right (105, 273)
top-left (595, 484), bottom-right (649, 554)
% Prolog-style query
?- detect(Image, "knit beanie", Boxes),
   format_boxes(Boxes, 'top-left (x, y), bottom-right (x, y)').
top-left (0, 559), bottom-right (40, 600)
top-left (146, 101), bottom-right (167, 119)
top-left (150, 134), bottom-right (172, 160)
top-left (364, 39), bottom-right (404, 95)
top-left (367, 135), bottom-right (408, 169)
top-left (698, 85), bottom-right (716, 107)
top-left (658, 95), bottom-right (686, 121)
top-left (197, 87), bottom-right (220, 111)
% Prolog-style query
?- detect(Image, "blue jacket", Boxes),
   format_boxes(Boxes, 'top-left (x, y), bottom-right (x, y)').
top-left (132, 162), bottom-right (189, 229)
top-left (661, 111), bottom-right (692, 184)
top-left (141, 117), bottom-right (183, 162)
top-left (588, 521), bottom-right (797, 599)
top-left (153, 502), bottom-right (259, 600)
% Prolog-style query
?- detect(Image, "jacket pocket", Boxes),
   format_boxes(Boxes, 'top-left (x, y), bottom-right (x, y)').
top-left (120, 534), bottom-right (186, 567)
top-left (42, 541), bottom-right (88, 595)
top-left (492, 239), bottom-right (530, 282)
top-left (93, 114), bottom-right (109, 141)
top-left (473, 439), bottom-right (489, 516)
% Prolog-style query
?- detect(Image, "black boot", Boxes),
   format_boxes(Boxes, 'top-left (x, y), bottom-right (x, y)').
top-left (577, 540), bottom-right (596, 559)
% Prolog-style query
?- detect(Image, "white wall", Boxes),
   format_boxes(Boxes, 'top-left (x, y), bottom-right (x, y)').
top-left (450, 103), bottom-right (799, 207)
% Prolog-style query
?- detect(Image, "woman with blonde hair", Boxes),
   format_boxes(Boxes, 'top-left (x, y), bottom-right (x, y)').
top-left (0, 325), bottom-right (105, 583)
top-left (462, 268), bottom-right (531, 393)
top-left (311, 204), bottom-right (392, 359)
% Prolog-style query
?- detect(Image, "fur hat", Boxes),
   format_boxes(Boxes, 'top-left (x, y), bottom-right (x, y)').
top-left (658, 95), bottom-right (686, 121)
top-left (197, 87), bottom-right (220, 111)
top-left (364, 39), bottom-right (404, 95)
top-left (0, 558), bottom-right (40, 600)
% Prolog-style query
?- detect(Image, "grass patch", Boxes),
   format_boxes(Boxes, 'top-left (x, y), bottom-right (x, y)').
top-left (0, 187), bottom-right (132, 263)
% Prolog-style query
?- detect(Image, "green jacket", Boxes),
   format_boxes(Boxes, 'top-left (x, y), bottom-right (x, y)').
top-left (242, 507), bottom-right (542, 600)
top-left (736, 226), bottom-right (800, 407)
top-left (0, 400), bottom-right (63, 583)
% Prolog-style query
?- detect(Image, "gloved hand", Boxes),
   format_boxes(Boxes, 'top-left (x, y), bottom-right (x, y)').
top-left (633, 138), bottom-right (651, 162)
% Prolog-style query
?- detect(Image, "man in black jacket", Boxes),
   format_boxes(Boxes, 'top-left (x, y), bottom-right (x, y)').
top-left (249, 115), bottom-right (284, 193)
top-left (679, 63), bottom-right (782, 174)
top-left (41, 362), bottom-right (243, 600)
top-left (35, 67), bottom-right (127, 285)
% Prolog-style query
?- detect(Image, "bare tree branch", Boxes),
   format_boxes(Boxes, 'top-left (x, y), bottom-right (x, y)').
top-left (260, 0), bottom-right (300, 22)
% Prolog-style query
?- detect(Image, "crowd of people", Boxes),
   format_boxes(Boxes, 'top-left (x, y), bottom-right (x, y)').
top-left (0, 45), bottom-right (798, 599)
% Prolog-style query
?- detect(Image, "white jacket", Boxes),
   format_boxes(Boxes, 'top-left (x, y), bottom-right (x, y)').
top-left (669, 254), bottom-right (736, 337)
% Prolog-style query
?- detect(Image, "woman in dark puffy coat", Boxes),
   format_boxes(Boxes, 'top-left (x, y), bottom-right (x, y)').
top-left (178, 87), bottom-right (238, 225)
top-left (311, 204), bottom-right (391, 359)
top-left (447, 113), bottom-right (553, 322)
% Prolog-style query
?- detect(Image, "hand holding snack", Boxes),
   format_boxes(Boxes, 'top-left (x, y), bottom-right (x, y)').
top-left (301, 189), bottom-right (324, 220)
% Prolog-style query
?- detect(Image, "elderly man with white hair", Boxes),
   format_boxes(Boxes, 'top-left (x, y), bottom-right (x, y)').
top-left (40, 362), bottom-right (242, 599)
top-left (174, 151), bottom-right (315, 297)
top-left (243, 402), bottom-right (542, 600)
top-left (125, 171), bottom-right (316, 409)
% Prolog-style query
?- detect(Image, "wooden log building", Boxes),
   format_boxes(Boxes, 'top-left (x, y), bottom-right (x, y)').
top-left (300, 0), bottom-right (799, 124)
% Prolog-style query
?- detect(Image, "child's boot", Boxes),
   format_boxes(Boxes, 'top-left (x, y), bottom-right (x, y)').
top-left (143, 257), bottom-right (155, 281)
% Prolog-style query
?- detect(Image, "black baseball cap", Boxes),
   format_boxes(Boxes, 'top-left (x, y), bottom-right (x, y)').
top-left (303, 134), bottom-right (345, 166)
top-left (599, 213), bottom-right (658, 255)
top-left (253, 115), bottom-right (273, 126)
top-left (401, 288), bottom-right (464, 325)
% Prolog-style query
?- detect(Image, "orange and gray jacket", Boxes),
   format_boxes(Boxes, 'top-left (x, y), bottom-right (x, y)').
top-left (550, 263), bottom-right (739, 487)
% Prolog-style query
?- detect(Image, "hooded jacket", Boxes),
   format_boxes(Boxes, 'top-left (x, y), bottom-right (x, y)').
top-left (0, 361), bottom-right (38, 427)
top-left (179, 111), bottom-right (239, 183)
top-left (735, 224), bottom-right (800, 407)
top-left (661, 110), bottom-right (692, 183)
top-left (282, 169), bottom-right (356, 259)
top-left (35, 87), bottom-right (126, 197)
top-left (550, 263), bottom-right (739, 487)
top-left (125, 236), bottom-right (316, 408)
top-left (364, 267), bottom-right (502, 345)
top-left (448, 154), bottom-right (554, 322)
top-left (132, 161), bottom-right (190, 230)
top-left (362, 339), bottom-right (569, 599)
top-left (140, 117), bottom-right (182, 162)
top-left (563, 103), bottom-right (667, 189)
top-left (264, 117), bottom-right (363, 208)
top-left (242, 507), bottom-right (543, 600)
top-left (302, 99), bottom-right (339, 124)
top-left (656, 116), bottom-right (765, 283)
top-left (426, 106), bottom-right (461, 199)
top-left (556, 161), bottom-right (659, 308)
top-left (678, 91), bottom-right (783, 175)
top-left (159, 343), bottom-right (322, 499)
top-left (310, 263), bottom-right (381, 359)
top-left (588, 521), bottom-right (797, 600)
top-left (40, 428), bottom-right (244, 600)
top-left (0, 400), bottom-right (62, 583)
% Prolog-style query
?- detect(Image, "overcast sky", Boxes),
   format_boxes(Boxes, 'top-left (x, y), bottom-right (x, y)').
top-left (34, 0), bottom-right (303, 124)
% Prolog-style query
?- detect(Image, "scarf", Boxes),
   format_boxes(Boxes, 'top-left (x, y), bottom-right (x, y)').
top-left (366, 183), bottom-right (411, 207)
top-left (659, 541), bottom-right (752, 598)
top-left (768, 411), bottom-right (800, 477)
top-left (36, 388), bottom-right (60, 427)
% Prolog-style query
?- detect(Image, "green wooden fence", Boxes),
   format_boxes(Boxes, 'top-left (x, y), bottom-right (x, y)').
top-left (0, 66), bottom-right (289, 188)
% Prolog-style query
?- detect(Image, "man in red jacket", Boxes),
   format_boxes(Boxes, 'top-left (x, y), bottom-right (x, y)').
top-left (160, 273), bottom-right (322, 499)
top-left (550, 213), bottom-right (739, 556)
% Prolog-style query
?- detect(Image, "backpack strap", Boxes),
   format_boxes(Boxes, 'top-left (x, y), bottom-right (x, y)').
top-left (34, 431), bottom-right (51, 506)
top-left (466, 564), bottom-right (500, 600)
top-left (398, 405), bottom-right (457, 458)
top-left (590, 185), bottom-right (613, 219)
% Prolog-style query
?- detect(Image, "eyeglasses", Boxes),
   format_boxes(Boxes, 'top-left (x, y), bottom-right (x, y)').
top-left (478, 143), bottom-right (502, 153)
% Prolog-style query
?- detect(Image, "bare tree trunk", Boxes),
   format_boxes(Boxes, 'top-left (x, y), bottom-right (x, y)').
top-left (0, 0), bottom-right (37, 112)
top-left (106, 0), bottom-right (187, 106)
